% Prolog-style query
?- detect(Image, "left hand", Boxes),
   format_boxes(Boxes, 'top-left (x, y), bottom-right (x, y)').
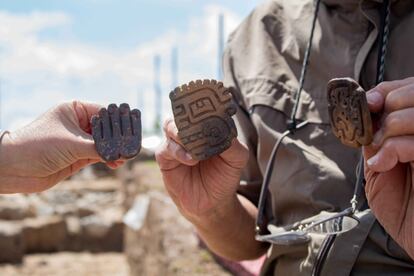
top-left (364, 77), bottom-right (414, 259)
top-left (0, 101), bottom-right (124, 194)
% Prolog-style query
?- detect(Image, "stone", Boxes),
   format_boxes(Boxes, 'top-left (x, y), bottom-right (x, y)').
top-left (79, 207), bottom-right (124, 252)
top-left (170, 79), bottom-right (237, 160)
top-left (123, 194), bottom-right (150, 231)
top-left (22, 216), bottom-right (67, 253)
top-left (0, 221), bottom-right (24, 264)
top-left (327, 78), bottom-right (373, 148)
top-left (64, 216), bottom-right (83, 252)
top-left (0, 195), bottom-right (34, 220)
top-left (91, 103), bottom-right (142, 162)
top-left (26, 194), bottom-right (55, 217)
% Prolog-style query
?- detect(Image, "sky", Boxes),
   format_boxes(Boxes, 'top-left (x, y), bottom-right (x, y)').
top-left (0, 0), bottom-right (261, 132)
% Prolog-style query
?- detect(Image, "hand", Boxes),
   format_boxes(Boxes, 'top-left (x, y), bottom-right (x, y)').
top-left (363, 77), bottom-right (414, 259)
top-left (0, 101), bottom-right (124, 194)
top-left (156, 119), bottom-right (268, 260)
top-left (155, 118), bottom-right (249, 223)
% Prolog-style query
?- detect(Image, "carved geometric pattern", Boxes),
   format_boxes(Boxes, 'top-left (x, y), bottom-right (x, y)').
top-left (170, 79), bottom-right (238, 160)
top-left (327, 78), bottom-right (373, 148)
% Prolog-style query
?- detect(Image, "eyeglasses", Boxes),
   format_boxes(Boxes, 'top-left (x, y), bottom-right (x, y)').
top-left (256, 207), bottom-right (360, 246)
top-left (255, 121), bottom-right (363, 245)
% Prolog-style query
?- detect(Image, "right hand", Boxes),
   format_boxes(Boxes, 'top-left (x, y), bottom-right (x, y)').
top-left (0, 101), bottom-right (124, 194)
top-left (155, 118), bottom-right (249, 223)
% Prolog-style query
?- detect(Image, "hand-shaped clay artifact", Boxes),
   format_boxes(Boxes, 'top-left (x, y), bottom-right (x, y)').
top-left (91, 103), bottom-right (142, 161)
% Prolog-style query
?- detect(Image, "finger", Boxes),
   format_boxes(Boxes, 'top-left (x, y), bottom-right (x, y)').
top-left (371, 77), bottom-right (414, 99)
top-left (384, 83), bottom-right (414, 114)
top-left (116, 160), bottom-right (125, 166)
top-left (163, 118), bottom-right (182, 146)
top-left (366, 91), bottom-right (385, 113)
top-left (363, 143), bottom-right (408, 243)
top-left (130, 109), bottom-right (141, 137)
top-left (367, 136), bottom-right (414, 172)
top-left (218, 138), bottom-right (249, 170)
top-left (363, 161), bottom-right (407, 238)
top-left (367, 77), bottom-right (414, 113)
top-left (120, 103), bottom-right (132, 136)
top-left (108, 104), bottom-right (121, 138)
top-left (155, 138), bottom-right (199, 170)
top-left (106, 160), bottom-right (125, 169)
top-left (72, 133), bottom-right (102, 160)
top-left (372, 107), bottom-right (414, 147)
top-left (72, 101), bottom-right (102, 133)
top-left (99, 108), bottom-right (111, 139)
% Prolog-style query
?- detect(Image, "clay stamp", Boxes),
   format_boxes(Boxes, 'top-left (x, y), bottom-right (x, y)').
top-left (327, 78), bottom-right (373, 148)
top-left (91, 103), bottom-right (142, 162)
top-left (170, 79), bottom-right (238, 161)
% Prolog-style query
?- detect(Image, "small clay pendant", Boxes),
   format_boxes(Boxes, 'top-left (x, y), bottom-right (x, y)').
top-left (170, 79), bottom-right (237, 160)
top-left (327, 78), bottom-right (373, 148)
top-left (91, 103), bottom-right (142, 161)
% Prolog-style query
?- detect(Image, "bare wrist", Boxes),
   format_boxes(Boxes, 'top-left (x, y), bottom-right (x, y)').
top-left (190, 194), bottom-right (241, 233)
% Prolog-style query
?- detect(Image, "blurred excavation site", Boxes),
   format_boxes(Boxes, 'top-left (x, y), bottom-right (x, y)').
top-left (0, 151), bottom-right (258, 276)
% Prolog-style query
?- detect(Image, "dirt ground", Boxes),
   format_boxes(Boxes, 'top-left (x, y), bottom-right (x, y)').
top-left (123, 161), bottom-right (232, 276)
top-left (0, 252), bottom-right (129, 276)
top-left (0, 161), bottom-right (232, 276)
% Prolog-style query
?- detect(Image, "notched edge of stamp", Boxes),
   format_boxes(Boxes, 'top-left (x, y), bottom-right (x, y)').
top-left (170, 79), bottom-right (238, 161)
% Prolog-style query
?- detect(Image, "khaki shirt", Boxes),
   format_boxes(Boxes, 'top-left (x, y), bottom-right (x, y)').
top-left (223, 0), bottom-right (414, 275)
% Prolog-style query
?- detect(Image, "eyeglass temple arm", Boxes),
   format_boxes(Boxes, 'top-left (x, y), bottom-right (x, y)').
top-left (256, 120), bottom-right (310, 235)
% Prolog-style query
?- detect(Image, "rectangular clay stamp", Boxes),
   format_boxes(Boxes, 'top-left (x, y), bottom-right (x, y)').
top-left (170, 80), bottom-right (238, 160)
top-left (327, 78), bottom-right (373, 148)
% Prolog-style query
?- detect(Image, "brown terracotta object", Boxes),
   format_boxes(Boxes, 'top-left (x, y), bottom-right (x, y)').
top-left (91, 103), bottom-right (142, 162)
top-left (327, 78), bottom-right (373, 148)
top-left (170, 79), bottom-right (237, 161)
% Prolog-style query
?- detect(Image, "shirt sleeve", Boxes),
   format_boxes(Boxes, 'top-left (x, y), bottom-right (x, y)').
top-left (223, 44), bottom-right (264, 207)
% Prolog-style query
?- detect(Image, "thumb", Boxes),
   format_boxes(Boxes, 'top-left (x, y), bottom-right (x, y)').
top-left (219, 138), bottom-right (249, 170)
top-left (72, 100), bottom-right (102, 133)
top-left (71, 100), bottom-right (102, 160)
top-left (73, 134), bottom-right (101, 160)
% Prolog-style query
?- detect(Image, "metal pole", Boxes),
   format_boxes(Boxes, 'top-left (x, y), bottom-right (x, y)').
top-left (154, 55), bottom-right (162, 133)
top-left (137, 87), bottom-right (143, 133)
top-left (0, 79), bottom-right (2, 130)
top-left (218, 14), bottom-right (225, 80)
top-left (171, 47), bottom-right (178, 89)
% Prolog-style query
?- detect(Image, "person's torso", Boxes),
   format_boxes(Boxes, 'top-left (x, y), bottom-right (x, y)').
top-left (224, 0), bottom-right (414, 274)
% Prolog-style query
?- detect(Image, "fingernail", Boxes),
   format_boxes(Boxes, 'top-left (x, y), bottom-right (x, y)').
top-left (372, 130), bottom-right (383, 146)
top-left (367, 154), bottom-right (379, 167)
top-left (185, 152), bottom-right (193, 161)
top-left (366, 91), bottom-right (382, 106)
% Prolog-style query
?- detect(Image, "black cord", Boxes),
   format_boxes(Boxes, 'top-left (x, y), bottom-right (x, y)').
top-left (376, 0), bottom-right (391, 84)
top-left (256, 121), bottom-right (309, 234)
top-left (288, 0), bottom-right (322, 131)
top-left (256, 0), bottom-right (321, 234)
top-left (356, 0), bottom-right (391, 208)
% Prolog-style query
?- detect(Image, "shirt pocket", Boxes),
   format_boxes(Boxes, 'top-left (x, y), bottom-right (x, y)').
top-left (238, 78), bottom-right (331, 125)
